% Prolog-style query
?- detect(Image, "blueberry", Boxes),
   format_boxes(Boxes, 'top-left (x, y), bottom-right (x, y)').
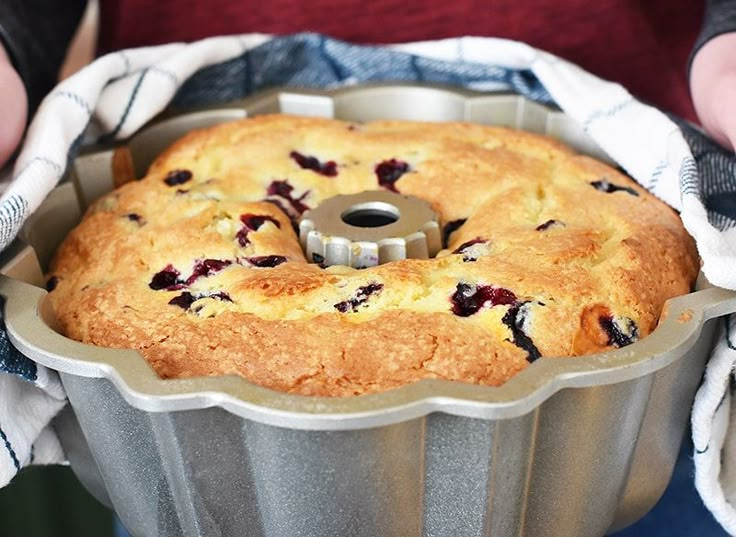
top-left (163, 169), bottom-right (192, 186)
top-left (334, 283), bottom-right (384, 312)
top-left (241, 214), bottom-right (281, 231)
top-left (442, 219), bottom-right (467, 248)
top-left (590, 179), bottom-right (639, 196)
top-left (185, 259), bottom-right (231, 285)
top-left (266, 180), bottom-right (310, 215)
top-left (535, 219), bottom-right (565, 231)
top-left (599, 315), bottom-right (639, 347)
top-left (502, 301), bottom-right (542, 362)
top-left (290, 151), bottom-right (338, 177)
top-left (236, 214), bottom-right (282, 246)
top-left (247, 255), bottom-right (287, 268)
top-left (149, 265), bottom-right (183, 290)
top-left (45, 276), bottom-right (59, 292)
top-left (450, 283), bottom-right (516, 317)
top-left (169, 291), bottom-right (232, 311)
top-left (375, 159), bottom-right (410, 192)
top-left (263, 198), bottom-right (300, 232)
top-left (452, 238), bottom-right (487, 262)
top-left (168, 292), bottom-right (196, 309)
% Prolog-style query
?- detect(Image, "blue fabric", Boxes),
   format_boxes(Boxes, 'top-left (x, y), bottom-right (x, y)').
top-left (113, 515), bottom-right (130, 537)
top-left (0, 297), bottom-right (36, 382)
top-left (172, 34), bottom-right (554, 109)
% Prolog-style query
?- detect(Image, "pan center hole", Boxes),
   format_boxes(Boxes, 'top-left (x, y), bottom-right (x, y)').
top-left (341, 202), bottom-right (400, 228)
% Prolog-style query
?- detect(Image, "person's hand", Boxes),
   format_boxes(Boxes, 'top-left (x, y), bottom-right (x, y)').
top-left (0, 43), bottom-right (27, 168)
top-left (690, 32), bottom-right (736, 151)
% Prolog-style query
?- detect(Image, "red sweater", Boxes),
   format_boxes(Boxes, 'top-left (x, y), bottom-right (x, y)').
top-left (98, 0), bottom-right (704, 121)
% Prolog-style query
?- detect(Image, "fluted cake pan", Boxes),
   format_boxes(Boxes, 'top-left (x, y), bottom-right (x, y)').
top-left (2, 85), bottom-right (736, 537)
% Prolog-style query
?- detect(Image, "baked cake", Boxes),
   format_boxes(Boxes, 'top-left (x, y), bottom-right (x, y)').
top-left (46, 114), bottom-right (700, 396)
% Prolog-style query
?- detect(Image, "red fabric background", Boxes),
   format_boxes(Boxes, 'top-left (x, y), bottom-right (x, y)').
top-left (98, 0), bottom-right (703, 121)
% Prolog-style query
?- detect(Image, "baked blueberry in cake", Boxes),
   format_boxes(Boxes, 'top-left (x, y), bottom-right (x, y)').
top-left (46, 115), bottom-right (699, 396)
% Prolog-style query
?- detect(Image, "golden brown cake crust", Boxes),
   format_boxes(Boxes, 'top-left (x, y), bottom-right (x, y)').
top-left (47, 115), bottom-right (699, 397)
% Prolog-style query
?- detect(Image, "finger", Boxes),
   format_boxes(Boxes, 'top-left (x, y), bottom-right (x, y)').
top-left (690, 33), bottom-right (736, 151)
top-left (0, 46), bottom-right (28, 168)
top-left (719, 93), bottom-right (736, 152)
top-left (696, 71), bottom-right (736, 151)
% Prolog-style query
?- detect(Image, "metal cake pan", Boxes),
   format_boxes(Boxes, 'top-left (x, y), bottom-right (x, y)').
top-left (1, 85), bottom-right (735, 537)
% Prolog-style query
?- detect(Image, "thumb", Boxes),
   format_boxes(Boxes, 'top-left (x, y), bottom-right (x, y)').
top-left (690, 33), bottom-right (736, 151)
top-left (0, 45), bottom-right (28, 168)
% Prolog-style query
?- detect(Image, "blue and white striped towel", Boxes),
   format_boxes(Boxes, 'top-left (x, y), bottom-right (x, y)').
top-left (1, 32), bottom-right (735, 531)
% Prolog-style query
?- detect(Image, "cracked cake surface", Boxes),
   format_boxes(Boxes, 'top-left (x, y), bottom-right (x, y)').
top-left (47, 114), bottom-right (699, 396)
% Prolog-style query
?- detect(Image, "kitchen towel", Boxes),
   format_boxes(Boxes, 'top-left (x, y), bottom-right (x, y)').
top-left (0, 32), bottom-right (734, 532)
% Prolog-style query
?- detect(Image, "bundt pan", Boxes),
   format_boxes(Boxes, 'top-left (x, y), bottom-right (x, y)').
top-left (2, 85), bottom-right (736, 537)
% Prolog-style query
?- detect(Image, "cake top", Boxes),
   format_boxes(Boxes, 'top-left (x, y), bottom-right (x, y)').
top-left (47, 114), bottom-right (700, 397)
